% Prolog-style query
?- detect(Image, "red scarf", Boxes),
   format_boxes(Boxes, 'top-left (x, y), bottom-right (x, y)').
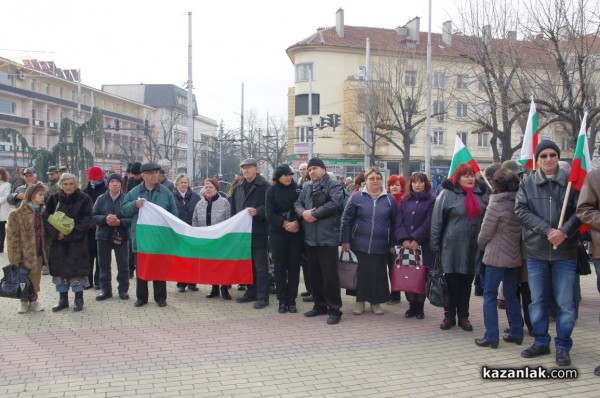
top-left (460, 186), bottom-right (481, 220)
top-left (393, 193), bottom-right (402, 206)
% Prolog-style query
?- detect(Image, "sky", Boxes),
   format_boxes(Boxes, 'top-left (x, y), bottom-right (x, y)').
top-left (2, 0), bottom-right (456, 132)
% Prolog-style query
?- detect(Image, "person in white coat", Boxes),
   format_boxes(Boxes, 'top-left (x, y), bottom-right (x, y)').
top-left (0, 167), bottom-right (11, 253)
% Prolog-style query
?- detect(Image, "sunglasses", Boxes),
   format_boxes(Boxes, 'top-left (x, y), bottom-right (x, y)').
top-left (367, 176), bottom-right (382, 181)
top-left (539, 153), bottom-right (558, 159)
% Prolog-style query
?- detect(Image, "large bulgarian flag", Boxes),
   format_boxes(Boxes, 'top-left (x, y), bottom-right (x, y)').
top-left (569, 112), bottom-right (593, 191)
top-left (518, 97), bottom-right (539, 170)
top-left (448, 134), bottom-right (481, 177)
top-left (136, 201), bottom-right (253, 284)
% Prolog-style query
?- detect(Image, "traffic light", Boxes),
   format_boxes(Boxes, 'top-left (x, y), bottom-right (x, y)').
top-left (332, 114), bottom-right (341, 130)
top-left (144, 120), bottom-right (149, 136)
top-left (327, 114), bottom-right (334, 128)
top-left (115, 119), bottom-right (120, 131)
top-left (318, 116), bottom-right (329, 130)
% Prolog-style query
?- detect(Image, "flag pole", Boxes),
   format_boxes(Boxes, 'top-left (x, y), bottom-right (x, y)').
top-left (553, 181), bottom-right (572, 250)
top-left (479, 169), bottom-right (493, 191)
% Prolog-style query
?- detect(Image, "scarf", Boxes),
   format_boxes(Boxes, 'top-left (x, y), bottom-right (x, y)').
top-left (204, 195), bottom-right (218, 226)
top-left (90, 181), bottom-right (104, 189)
top-left (27, 202), bottom-right (41, 212)
top-left (393, 193), bottom-right (402, 206)
top-left (460, 186), bottom-right (481, 220)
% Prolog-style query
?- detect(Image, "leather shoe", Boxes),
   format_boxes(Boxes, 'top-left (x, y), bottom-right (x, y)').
top-left (304, 308), bottom-right (327, 317)
top-left (302, 295), bottom-right (314, 302)
top-left (521, 344), bottom-right (551, 358)
top-left (134, 300), bottom-right (147, 307)
top-left (300, 291), bottom-right (311, 297)
top-left (95, 292), bottom-right (113, 301)
top-left (556, 349), bottom-right (571, 366)
top-left (220, 288), bottom-right (232, 300)
top-left (119, 292), bottom-right (130, 300)
top-left (458, 318), bottom-right (473, 331)
top-left (594, 365), bottom-right (600, 376)
top-left (236, 295), bottom-right (257, 303)
top-left (475, 338), bottom-right (498, 349)
top-left (288, 304), bottom-right (297, 313)
top-left (206, 289), bottom-right (219, 298)
top-left (278, 303), bottom-right (288, 313)
top-left (253, 299), bottom-right (269, 309)
top-left (177, 286), bottom-right (186, 293)
top-left (326, 314), bottom-right (341, 325)
top-left (503, 335), bottom-right (523, 345)
top-left (188, 285), bottom-right (199, 291)
top-left (156, 301), bottom-right (167, 307)
top-left (440, 316), bottom-right (455, 330)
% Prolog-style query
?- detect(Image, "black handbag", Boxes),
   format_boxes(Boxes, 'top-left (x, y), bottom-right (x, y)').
top-left (0, 264), bottom-right (35, 300)
top-left (426, 252), bottom-right (449, 307)
top-left (576, 243), bottom-right (591, 275)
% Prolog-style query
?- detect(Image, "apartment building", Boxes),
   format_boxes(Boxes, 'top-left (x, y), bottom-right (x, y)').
top-left (286, 9), bottom-right (568, 179)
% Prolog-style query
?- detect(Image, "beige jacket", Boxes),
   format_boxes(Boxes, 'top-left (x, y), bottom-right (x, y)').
top-left (576, 168), bottom-right (600, 259)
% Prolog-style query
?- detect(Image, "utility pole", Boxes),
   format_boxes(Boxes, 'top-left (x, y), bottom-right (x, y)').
top-left (364, 38), bottom-right (371, 171)
top-left (424, 0), bottom-right (432, 177)
top-left (186, 11), bottom-right (194, 180)
top-left (240, 83), bottom-right (245, 157)
top-left (308, 69), bottom-right (313, 159)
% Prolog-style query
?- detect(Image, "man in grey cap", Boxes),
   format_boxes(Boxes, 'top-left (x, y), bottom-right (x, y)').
top-left (8, 167), bottom-right (41, 209)
top-left (230, 158), bottom-right (271, 309)
top-left (122, 162), bottom-right (178, 308)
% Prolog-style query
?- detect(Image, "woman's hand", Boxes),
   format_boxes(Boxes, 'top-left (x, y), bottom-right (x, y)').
top-left (409, 240), bottom-right (419, 251)
top-left (342, 243), bottom-right (351, 252)
top-left (57, 232), bottom-right (64, 240)
top-left (402, 240), bottom-right (411, 249)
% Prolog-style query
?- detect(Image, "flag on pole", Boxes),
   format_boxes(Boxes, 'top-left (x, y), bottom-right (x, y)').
top-left (569, 112), bottom-right (593, 191)
top-left (448, 134), bottom-right (481, 177)
top-left (136, 201), bottom-right (253, 284)
top-left (519, 97), bottom-right (539, 170)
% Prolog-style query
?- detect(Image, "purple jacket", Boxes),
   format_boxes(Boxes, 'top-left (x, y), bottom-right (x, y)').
top-left (341, 188), bottom-right (397, 254)
top-left (395, 190), bottom-right (436, 266)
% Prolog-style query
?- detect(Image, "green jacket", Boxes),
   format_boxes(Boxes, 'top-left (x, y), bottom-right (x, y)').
top-left (122, 182), bottom-right (178, 252)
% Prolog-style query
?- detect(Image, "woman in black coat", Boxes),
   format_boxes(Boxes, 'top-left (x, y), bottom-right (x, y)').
top-left (265, 164), bottom-right (304, 314)
top-left (43, 173), bottom-right (93, 312)
top-left (173, 174), bottom-right (201, 292)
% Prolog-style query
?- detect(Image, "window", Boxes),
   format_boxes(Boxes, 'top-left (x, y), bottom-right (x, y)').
top-left (295, 63), bottom-right (314, 81)
top-left (477, 75), bottom-right (486, 92)
top-left (458, 132), bottom-right (468, 146)
top-left (478, 132), bottom-right (491, 147)
top-left (176, 95), bottom-right (187, 106)
top-left (405, 70), bottom-right (417, 86)
top-left (456, 102), bottom-right (468, 117)
top-left (433, 130), bottom-right (445, 146)
top-left (433, 100), bottom-right (445, 121)
top-left (0, 99), bottom-right (16, 114)
top-left (294, 94), bottom-right (320, 116)
top-left (433, 71), bottom-right (445, 88)
top-left (404, 97), bottom-right (416, 114)
top-left (476, 103), bottom-right (491, 121)
top-left (457, 74), bottom-right (469, 89)
top-left (45, 83), bottom-right (50, 95)
top-left (32, 104), bottom-right (37, 119)
top-left (294, 126), bottom-right (313, 143)
top-left (59, 87), bottom-right (63, 99)
top-left (30, 79), bottom-right (36, 92)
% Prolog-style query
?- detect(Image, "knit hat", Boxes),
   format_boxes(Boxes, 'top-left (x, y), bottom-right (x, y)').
top-left (307, 157), bottom-right (326, 169)
top-left (87, 166), bottom-right (104, 180)
top-left (534, 140), bottom-right (561, 161)
top-left (107, 173), bottom-right (123, 184)
top-left (272, 164), bottom-right (294, 181)
top-left (130, 162), bottom-right (142, 175)
top-left (205, 178), bottom-right (220, 191)
top-left (501, 160), bottom-right (523, 174)
top-left (125, 163), bottom-right (132, 173)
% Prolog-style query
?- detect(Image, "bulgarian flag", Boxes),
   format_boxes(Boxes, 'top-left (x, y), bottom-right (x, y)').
top-left (136, 201), bottom-right (253, 284)
top-left (519, 97), bottom-right (539, 170)
top-left (448, 134), bottom-right (481, 177)
top-left (569, 112), bottom-right (593, 191)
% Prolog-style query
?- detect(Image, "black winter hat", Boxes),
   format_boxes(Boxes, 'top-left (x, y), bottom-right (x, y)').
top-left (130, 162), bottom-right (142, 175)
top-left (272, 164), bottom-right (294, 181)
top-left (534, 140), bottom-right (561, 160)
top-left (125, 163), bottom-right (132, 174)
top-left (307, 157), bottom-right (326, 170)
top-left (107, 173), bottom-right (123, 184)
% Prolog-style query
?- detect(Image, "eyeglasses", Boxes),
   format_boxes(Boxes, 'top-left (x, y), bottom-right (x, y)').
top-left (367, 176), bottom-right (382, 181)
top-left (539, 153), bottom-right (558, 159)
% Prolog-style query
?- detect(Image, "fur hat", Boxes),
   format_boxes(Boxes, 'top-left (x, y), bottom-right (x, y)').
top-left (130, 162), bottom-right (142, 175)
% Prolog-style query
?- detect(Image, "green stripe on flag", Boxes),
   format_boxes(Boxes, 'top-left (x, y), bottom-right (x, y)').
top-left (137, 225), bottom-right (251, 260)
top-left (449, 147), bottom-right (473, 176)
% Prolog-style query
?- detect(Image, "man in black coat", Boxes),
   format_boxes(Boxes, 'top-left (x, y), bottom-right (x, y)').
top-left (83, 166), bottom-right (108, 289)
top-left (231, 158), bottom-right (270, 309)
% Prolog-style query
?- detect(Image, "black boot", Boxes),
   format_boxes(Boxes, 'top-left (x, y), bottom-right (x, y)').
top-left (405, 301), bottom-right (417, 318)
top-left (52, 292), bottom-right (69, 312)
top-left (416, 301), bottom-right (425, 319)
top-left (220, 286), bottom-right (232, 300)
top-left (206, 285), bottom-right (220, 298)
top-left (73, 291), bottom-right (84, 312)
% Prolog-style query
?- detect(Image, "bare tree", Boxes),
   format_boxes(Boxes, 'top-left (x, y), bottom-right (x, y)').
top-left (263, 116), bottom-right (288, 170)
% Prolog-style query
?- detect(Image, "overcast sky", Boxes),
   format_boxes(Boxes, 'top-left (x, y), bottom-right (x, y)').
top-left (2, 0), bottom-right (456, 132)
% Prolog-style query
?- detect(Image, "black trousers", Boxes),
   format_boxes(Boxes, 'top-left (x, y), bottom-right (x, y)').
top-left (307, 246), bottom-right (342, 315)
top-left (270, 233), bottom-right (304, 306)
top-left (242, 247), bottom-right (270, 301)
top-left (128, 238), bottom-right (136, 275)
top-left (97, 239), bottom-right (130, 294)
top-left (136, 279), bottom-right (167, 303)
top-left (444, 273), bottom-right (475, 319)
top-left (88, 230), bottom-right (100, 287)
top-left (0, 221), bottom-right (5, 252)
top-left (300, 244), bottom-right (311, 293)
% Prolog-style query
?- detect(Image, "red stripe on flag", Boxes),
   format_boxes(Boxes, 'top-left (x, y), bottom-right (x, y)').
top-left (569, 158), bottom-right (587, 191)
top-left (468, 159), bottom-right (481, 173)
top-left (137, 253), bottom-right (254, 284)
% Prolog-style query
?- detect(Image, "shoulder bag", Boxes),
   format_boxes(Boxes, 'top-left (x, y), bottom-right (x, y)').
top-left (426, 252), bottom-right (449, 307)
top-left (48, 202), bottom-right (75, 236)
top-left (338, 249), bottom-right (358, 290)
top-left (0, 264), bottom-right (35, 300)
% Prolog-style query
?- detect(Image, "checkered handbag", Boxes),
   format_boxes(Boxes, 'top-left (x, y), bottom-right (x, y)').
top-left (399, 247), bottom-right (421, 267)
top-left (391, 247), bottom-right (426, 293)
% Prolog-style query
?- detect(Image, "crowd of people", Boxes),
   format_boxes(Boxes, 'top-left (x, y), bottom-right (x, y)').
top-left (2, 139), bottom-right (600, 374)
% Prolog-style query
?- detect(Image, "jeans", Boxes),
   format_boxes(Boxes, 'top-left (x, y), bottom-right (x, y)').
top-left (483, 265), bottom-right (523, 342)
top-left (97, 239), bottom-right (130, 294)
top-left (595, 260), bottom-right (600, 293)
top-left (526, 257), bottom-right (577, 351)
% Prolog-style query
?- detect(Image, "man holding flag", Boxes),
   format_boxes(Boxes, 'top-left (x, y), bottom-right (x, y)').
top-left (515, 140), bottom-right (581, 367)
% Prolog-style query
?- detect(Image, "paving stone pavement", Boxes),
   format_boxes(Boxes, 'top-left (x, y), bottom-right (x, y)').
top-left (1, 251), bottom-right (598, 397)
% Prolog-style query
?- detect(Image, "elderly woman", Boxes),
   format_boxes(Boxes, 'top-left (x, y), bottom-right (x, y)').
top-left (173, 173), bottom-right (201, 293)
top-left (266, 164), bottom-right (304, 314)
top-left (395, 173), bottom-right (436, 319)
top-left (475, 168), bottom-right (524, 348)
top-left (431, 164), bottom-right (488, 331)
top-left (43, 173), bottom-right (93, 312)
top-left (341, 167), bottom-right (397, 315)
top-left (7, 183), bottom-right (48, 313)
top-left (192, 178), bottom-right (232, 299)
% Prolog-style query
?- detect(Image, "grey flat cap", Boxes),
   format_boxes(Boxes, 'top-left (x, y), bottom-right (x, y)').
top-left (240, 158), bottom-right (258, 167)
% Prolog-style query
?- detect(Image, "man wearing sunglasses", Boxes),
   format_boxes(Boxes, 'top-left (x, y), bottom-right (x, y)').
top-left (515, 140), bottom-right (581, 367)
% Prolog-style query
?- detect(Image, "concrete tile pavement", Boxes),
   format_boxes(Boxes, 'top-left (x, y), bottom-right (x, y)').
top-left (0, 251), bottom-right (598, 397)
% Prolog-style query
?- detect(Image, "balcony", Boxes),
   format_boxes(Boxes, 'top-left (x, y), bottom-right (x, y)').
top-left (48, 121), bottom-right (58, 129)
top-left (32, 119), bottom-right (45, 128)
top-left (0, 113), bottom-right (29, 125)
